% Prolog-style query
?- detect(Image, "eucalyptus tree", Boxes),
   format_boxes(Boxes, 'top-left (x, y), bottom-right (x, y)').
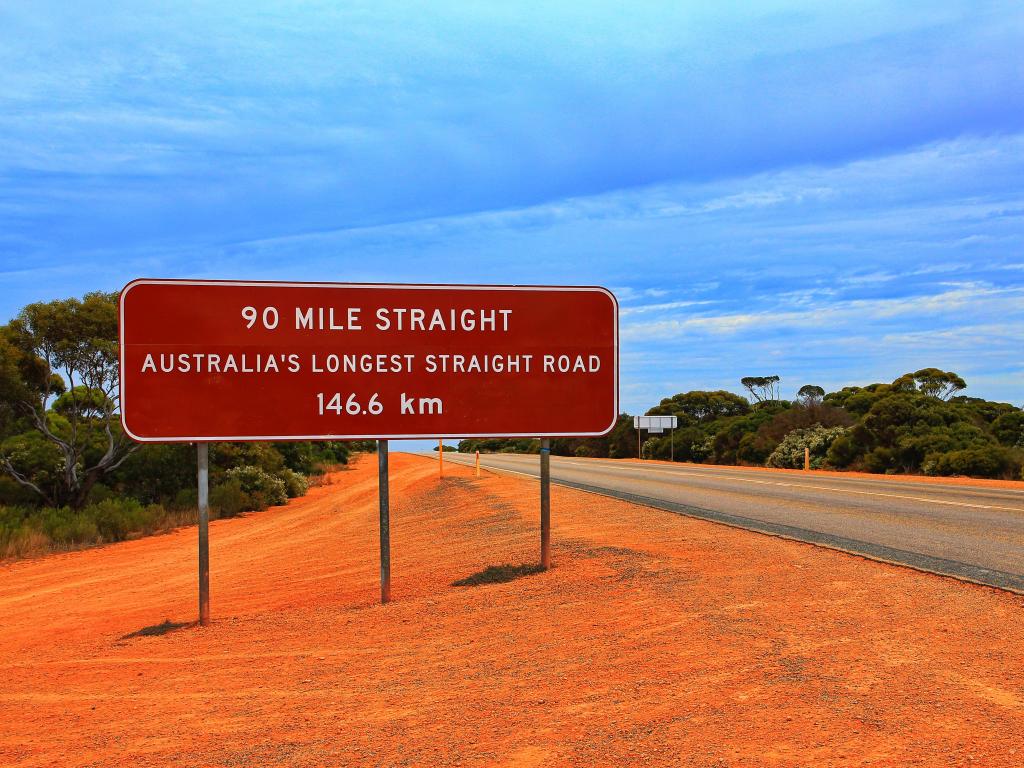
top-left (796, 384), bottom-right (825, 406)
top-left (740, 375), bottom-right (781, 403)
top-left (0, 292), bottom-right (138, 508)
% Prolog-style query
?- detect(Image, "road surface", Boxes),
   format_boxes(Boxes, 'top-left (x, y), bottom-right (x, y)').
top-left (434, 452), bottom-right (1024, 592)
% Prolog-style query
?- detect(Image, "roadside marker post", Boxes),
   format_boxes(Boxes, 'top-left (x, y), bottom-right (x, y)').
top-left (804, 447), bottom-right (810, 471)
top-left (119, 280), bottom-right (617, 609)
top-left (475, 451), bottom-right (480, 477)
top-left (378, 440), bottom-right (391, 604)
top-left (197, 443), bottom-right (210, 626)
top-left (540, 438), bottom-right (551, 569)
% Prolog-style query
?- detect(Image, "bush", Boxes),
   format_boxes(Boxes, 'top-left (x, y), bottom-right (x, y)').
top-left (278, 468), bottom-right (308, 498)
top-left (173, 487), bottom-right (198, 510)
top-left (736, 431), bottom-right (777, 465)
top-left (1, 499), bottom-right (180, 559)
top-left (0, 506), bottom-right (50, 559)
top-left (85, 483), bottom-right (117, 505)
top-left (863, 447), bottom-right (895, 473)
top-left (38, 507), bottom-right (99, 545)
top-left (0, 506), bottom-right (34, 556)
top-left (213, 443), bottom-right (285, 475)
top-left (87, 498), bottom-right (170, 541)
top-left (992, 412), bottom-right (1024, 448)
top-left (766, 425), bottom-right (849, 469)
top-left (209, 479), bottom-right (251, 518)
top-left (224, 465), bottom-right (287, 507)
top-left (40, 499), bottom-right (166, 545)
top-left (89, 498), bottom-right (146, 542)
top-left (210, 466), bottom-right (294, 518)
top-left (0, 438), bottom-right (316, 558)
top-left (111, 443), bottom-right (196, 505)
top-left (925, 446), bottom-right (1018, 479)
top-left (825, 434), bottom-right (860, 468)
top-left (690, 436), bottom-right (715, 462)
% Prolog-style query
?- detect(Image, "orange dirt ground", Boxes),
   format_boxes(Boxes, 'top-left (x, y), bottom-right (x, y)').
top-left (1, 453), bottom-right (1022, 767)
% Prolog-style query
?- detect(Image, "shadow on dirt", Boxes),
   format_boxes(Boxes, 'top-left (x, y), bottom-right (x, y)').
top-left (120, 619), bottom-right (194, 639)
top-left (452, 563), bottom-right (546, 587)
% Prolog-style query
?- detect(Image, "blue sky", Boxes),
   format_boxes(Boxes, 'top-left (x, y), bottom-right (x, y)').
top-left (2, 0), bottom-right (1023, 424)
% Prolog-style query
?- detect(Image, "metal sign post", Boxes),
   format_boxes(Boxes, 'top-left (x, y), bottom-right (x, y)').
top-left (197, 443), bottom-right (210, 626)
top-left (378, 439), bottom-right (391, 604)
top-left (540, 438), bottom-right (551, 569)
top-left (439, 438), bottom-right (444, 477)
top-left (633, 416), bottom-right (678, 462)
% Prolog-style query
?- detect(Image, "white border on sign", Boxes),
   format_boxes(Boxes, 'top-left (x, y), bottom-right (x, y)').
top-left (119, 279), bottom-right (620, 442)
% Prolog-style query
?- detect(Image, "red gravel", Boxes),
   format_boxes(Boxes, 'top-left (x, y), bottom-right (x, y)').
top-left (0, 453), bottom-right (1021, 766)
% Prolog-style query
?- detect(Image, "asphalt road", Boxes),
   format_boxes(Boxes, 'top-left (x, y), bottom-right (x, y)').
top-left (433, 452), bottom-right (1024, 592)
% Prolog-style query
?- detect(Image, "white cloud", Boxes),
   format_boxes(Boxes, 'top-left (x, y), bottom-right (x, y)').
top-left (619, 300), bottom-right (717, 316)
top-left (621, 284), bottom-right (1024, 340)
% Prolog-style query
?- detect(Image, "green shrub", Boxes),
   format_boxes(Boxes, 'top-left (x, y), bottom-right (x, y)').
top-left (85, 483), bottom-right (117, 505)
top-left (0, 506), bottom-right (51, 558)
top-left (992, 412), bottom-right (1024, 448)
top-left (213, 444), bottom-right (285, 475)
top-left (89, 498), bottom-right (167, 541)
top-left (863, 447), bottom-right (895, 473)
top-left (272, 441), bottom-right (352, 473)
top-left (278, 468), bottom-right (308, 498)
top-left (1, 499), bottom-right (179, 558)
top-left (926, 446), bottom-right (1018, 479)
top-left (224, 465), bottom-right (287, 506)
top-left (89, 498), bottom-right (146, 542)
top-left (825, 434), bottom-right (859, 468)
top-left (209, 479), bottom-right (251, 518)
top-left (209, 473), bottom-right (290, 517)
top-left (38, 507), bottom-right (99, 545)
top-left (766, 425), bottom-right (848, 469)
top-left (173, 487), bottom-right (198, 510)
top-left (0, 477), bottom-right (38, 507)
top-left (690, 436), bottom-right (715, 462)
top-left (113, 443), bottom-right (195, 505)
top-left (0, 506), bottom-right (33, 553)
top-left (736, 431), bottom-right (777, 465)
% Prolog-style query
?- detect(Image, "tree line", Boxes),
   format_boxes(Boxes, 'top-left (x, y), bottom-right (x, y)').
top-left (459, 368), bottom-right (1024, 480)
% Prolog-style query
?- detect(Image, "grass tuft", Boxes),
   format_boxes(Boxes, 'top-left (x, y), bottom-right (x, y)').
top-left (452, 563), bottom-right (546, 587)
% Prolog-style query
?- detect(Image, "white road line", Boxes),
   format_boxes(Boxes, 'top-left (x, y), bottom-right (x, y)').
top-left (561, 458), bottom-right (1024, 497)
top-left (458, 456), bottom-right (1024, 514)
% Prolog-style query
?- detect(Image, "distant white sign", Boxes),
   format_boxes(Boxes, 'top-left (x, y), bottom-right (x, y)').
top-left (633, 415), bottom-right (678, 434)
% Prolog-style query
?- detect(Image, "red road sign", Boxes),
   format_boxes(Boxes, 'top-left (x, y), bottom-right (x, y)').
top-left (119, 280), bottom-right (618, 441)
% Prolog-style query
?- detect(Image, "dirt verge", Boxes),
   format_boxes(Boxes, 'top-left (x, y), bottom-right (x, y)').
top-left (0, 453), bottom-right (1021, 766)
